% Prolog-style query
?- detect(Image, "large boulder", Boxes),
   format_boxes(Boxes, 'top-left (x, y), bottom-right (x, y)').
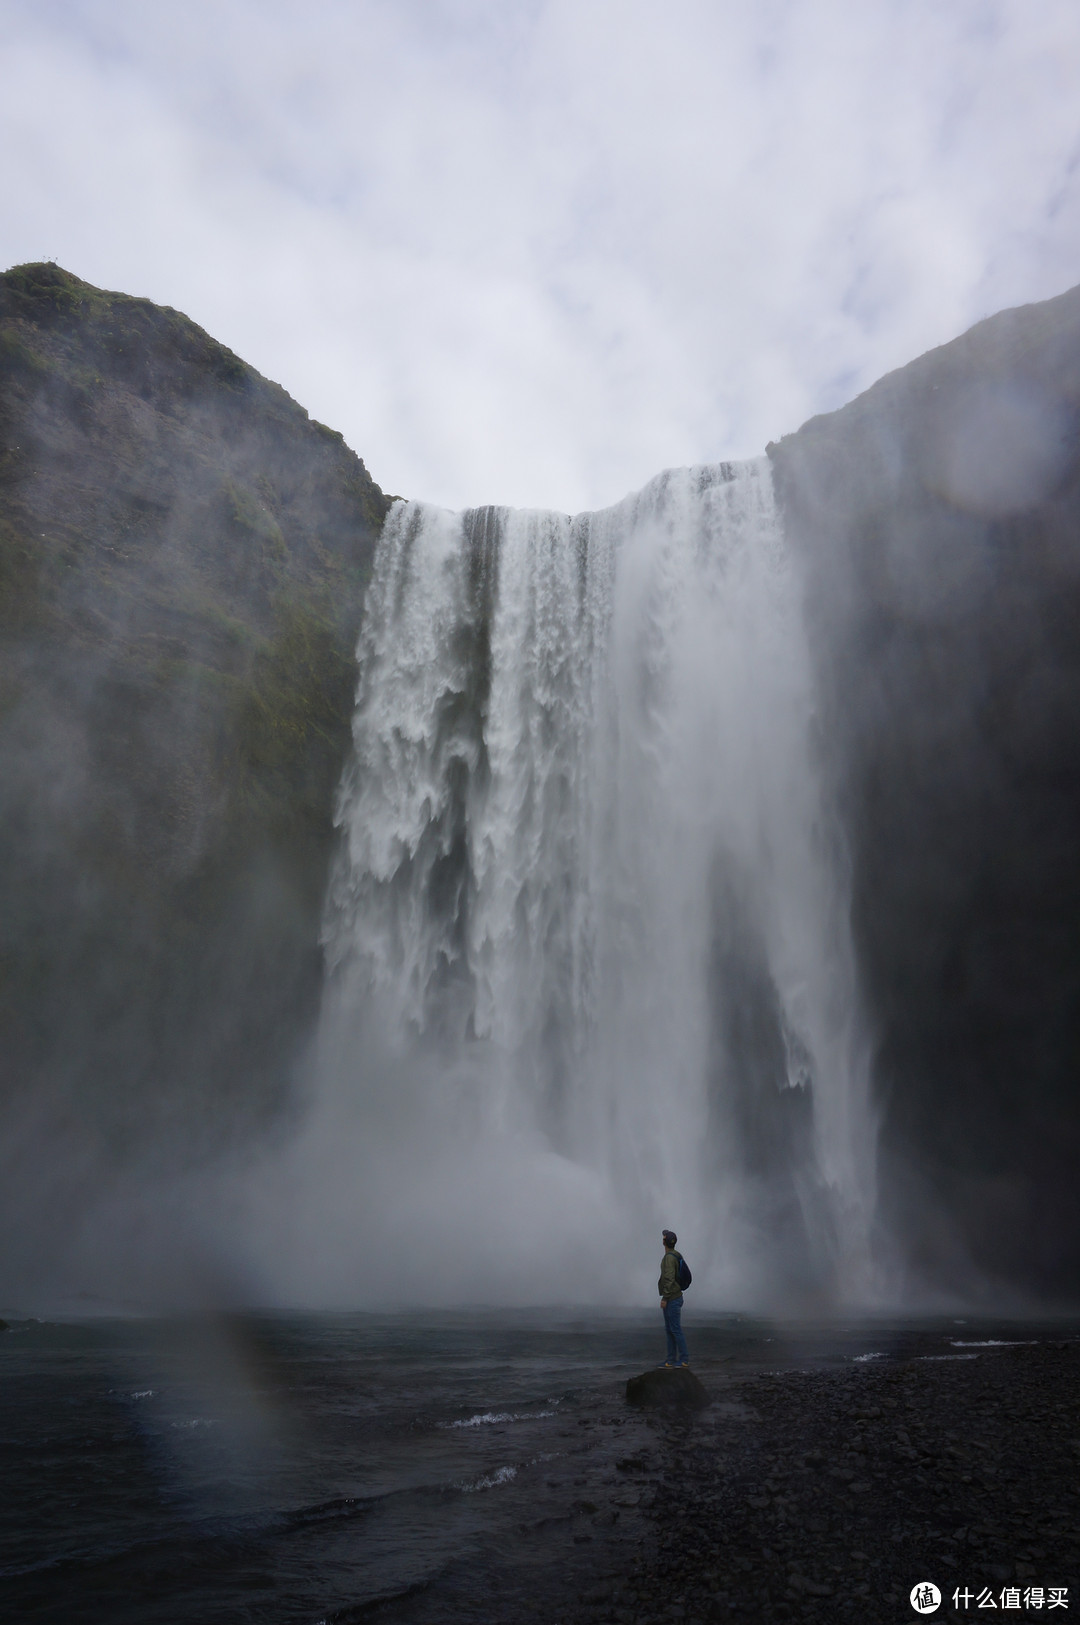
top-left (626, 1367), bottom-right (709, 1409)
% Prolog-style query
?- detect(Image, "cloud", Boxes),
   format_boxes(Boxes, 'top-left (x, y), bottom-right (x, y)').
top-left (2, 0), bottom-right (1080, 509)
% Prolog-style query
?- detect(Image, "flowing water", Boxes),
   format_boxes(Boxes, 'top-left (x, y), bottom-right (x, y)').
top-left (281, 460), bottom-right (874, 1308)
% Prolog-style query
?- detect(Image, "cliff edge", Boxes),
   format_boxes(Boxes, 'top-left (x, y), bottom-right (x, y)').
top-left (0, 263), bottom-right (390, 1170)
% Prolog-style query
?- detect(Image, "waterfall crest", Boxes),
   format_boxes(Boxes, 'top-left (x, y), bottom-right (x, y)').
top-left (312, 459), bottom-right (876, 1306)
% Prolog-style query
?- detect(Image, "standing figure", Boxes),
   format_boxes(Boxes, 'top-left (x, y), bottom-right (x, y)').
top-left (659, 1229), bottom-right (690, 1368)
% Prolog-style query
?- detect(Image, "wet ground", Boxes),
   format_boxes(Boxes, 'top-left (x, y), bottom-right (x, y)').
top-left (561, 1330), bottom-right (1080, 1625)
top-left (1, 1310), bottom-right (1077, 1622)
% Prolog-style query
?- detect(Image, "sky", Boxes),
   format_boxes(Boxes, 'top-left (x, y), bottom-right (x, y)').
top-left (3, 0), bottom-right (1080, 512)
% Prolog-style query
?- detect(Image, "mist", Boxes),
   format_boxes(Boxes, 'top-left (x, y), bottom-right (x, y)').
top-left (3, 264), bottom-right (1080, 1322)
top-left (230, 463), bottom-right (875, 1313)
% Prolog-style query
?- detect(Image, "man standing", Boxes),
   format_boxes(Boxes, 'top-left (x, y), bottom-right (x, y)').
top-left (659, 1229), bottom-right (689, 1368)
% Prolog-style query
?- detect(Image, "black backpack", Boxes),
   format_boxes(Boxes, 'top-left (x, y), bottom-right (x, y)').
top-left (676, 1253), bottom-right (692, 1291)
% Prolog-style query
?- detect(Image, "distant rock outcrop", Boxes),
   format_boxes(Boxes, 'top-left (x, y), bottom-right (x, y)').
top-left (626, 1367), bottom-right (710, 1409)
top-left (0, 263), bottom-right (389, 1180)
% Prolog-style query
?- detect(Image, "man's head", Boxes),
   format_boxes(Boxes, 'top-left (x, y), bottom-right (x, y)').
top-left (662, 1229), bottom-right (677, 1249)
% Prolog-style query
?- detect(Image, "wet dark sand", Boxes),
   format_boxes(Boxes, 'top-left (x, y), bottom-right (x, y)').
top-left (558, 1340), bottom-right (1080, 1625)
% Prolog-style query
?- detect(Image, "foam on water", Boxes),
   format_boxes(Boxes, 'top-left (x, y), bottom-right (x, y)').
top-left (445, 1410), bottom-right (557, 1428)
top-left (461, 1465), bottom-right (518, 1492)
top-left (949, 1339), bottom-right (1037, 1347)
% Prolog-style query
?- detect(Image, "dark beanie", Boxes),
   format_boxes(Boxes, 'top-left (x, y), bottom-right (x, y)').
top-left (662, 1229), bottom-right (677, 1245)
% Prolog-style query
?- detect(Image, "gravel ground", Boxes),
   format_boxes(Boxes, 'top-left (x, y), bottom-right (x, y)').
top-left (563, 1340), bottom-right (1080, 1625)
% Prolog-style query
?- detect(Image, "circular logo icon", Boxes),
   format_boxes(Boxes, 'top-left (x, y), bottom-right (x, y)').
top-left (910, 1582), bottom-right (942, 1614)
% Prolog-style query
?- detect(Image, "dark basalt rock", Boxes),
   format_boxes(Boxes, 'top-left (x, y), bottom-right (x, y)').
top-left (626, 1366), bottom-right (709, 1409)
top-left (769, 281), bottom-right (1080, 1299)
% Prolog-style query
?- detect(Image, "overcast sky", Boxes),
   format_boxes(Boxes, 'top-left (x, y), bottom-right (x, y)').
top-left (4, 0), bottom-right (1080, 510)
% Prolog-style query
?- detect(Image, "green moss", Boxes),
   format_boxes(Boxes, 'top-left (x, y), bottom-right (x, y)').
top-left (0, 325), bottom-right (54, 378)
top-left (223, 479), bottom-right (287, 557)
top-left (195, 598), bottom-right (263, 651)
top-left (70, 365), bottom-right (106, 393)
top-left (151, 658), bottom-right (249, 697)
top-left (0, 517), bottom-right (43, 629)
top-left (2, 262), bottom-right (113, 321)
top-left (224, 592), bottom-right (355, 836)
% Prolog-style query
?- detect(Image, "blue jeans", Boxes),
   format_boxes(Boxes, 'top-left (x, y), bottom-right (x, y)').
top-left (662, 1296), bottom-right (688, 1365)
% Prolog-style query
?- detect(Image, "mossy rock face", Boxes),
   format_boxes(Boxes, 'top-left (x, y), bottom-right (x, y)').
top-left (0, 262), bottom-right (391, 1175)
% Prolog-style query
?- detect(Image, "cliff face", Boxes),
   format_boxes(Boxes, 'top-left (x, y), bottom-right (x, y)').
top-left (771, 285), bottom-right (1080, 1298)
top-left (0, 263), bottom-right (389, 1160)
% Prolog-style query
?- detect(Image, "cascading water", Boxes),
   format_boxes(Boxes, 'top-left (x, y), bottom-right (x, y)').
top-left (298, 459), bottom-right (876, 1308)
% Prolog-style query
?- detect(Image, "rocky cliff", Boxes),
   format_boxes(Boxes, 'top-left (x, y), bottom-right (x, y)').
top-left (0, 263), bottom-right (389, 1166)
top-left (771, 284), bottom-right (1080, 1297)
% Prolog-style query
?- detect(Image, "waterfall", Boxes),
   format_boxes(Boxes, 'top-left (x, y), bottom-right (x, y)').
top-left (309, 460), bottom-right (876, 1307)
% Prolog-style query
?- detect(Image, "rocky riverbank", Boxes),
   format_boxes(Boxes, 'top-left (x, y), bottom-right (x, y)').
top-left (564, 1340), bottom-right (1080, 1625)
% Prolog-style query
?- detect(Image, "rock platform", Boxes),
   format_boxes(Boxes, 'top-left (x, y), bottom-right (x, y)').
top-left (626, 1367), bottom-right (710, 1410)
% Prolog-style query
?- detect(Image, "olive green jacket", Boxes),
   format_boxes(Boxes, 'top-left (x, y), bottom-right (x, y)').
top-left (658, 1248), bottom-right (684, 1301)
